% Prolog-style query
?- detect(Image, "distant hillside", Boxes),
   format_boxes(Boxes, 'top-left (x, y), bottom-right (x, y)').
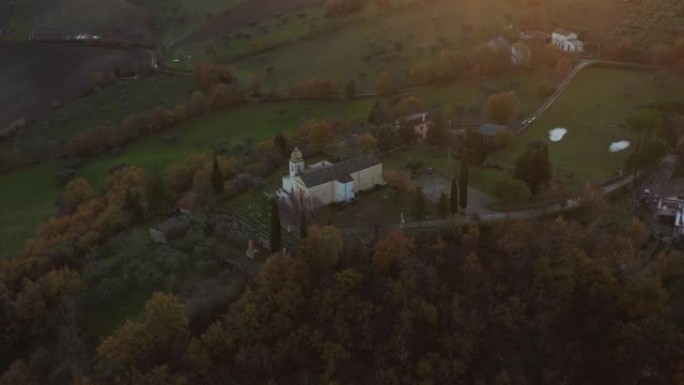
top-left (33, 0), bottom-right (154, 42)
top-left (617, 0), bottom-right (684, 47)
top-left (0, 2), bottom-right (7, 33)
top-left (185, 0), bottom-right (324, 44)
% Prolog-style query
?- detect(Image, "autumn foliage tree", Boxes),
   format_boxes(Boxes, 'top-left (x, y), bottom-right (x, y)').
top-left (376, 70), bottom-right (397, 96)
top-left (194, 62), bottom-right (235, 90)
top-left (62, 178), bottom-right (96, 211)
top-left (292, 78), bottom-right (343, 99)
top-left (513, 140), bottom-right (552, 194)
top-left (356, 132), bottom-right (377, 153)
top-left (300, 119), bottom-right (335, 151)
top-left (394, 95), bottom-right (424, 117)
top-left (96, 292), bottom-right (189, 375)
top-left (486, 90), bottom-right (520, 123)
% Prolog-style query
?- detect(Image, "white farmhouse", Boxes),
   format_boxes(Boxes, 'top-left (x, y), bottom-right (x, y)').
top-left (396, 112), bottom-right (432, 141)
top-left (281, 148), bottom-right (384, 208)
top-left (552, 28), bottom-right (584, 52)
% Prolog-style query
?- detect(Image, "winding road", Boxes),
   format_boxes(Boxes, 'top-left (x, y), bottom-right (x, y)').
top-left (340, 59), bottom-right (655, 238)
top-left (517, 60), bottom-right (653, 134)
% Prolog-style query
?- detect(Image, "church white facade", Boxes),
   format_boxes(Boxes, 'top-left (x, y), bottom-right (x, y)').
top-left (281, 148), bottom-right (384, 208)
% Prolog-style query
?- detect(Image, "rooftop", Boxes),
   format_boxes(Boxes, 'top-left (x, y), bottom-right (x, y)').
top-left (155, 216), bottom-right (190, 236)
top-left (553, 28), bottom-right (575, 37)
top-left (177, 191), bottom-right (198, 212)
top-left (487, 36), bottom-right (511, 50)
top-left (298, 154), bottom-right (381, 187)
top-left (479, 123), bottom-right (508, 137)
top-left (521, 30), bottom-right (551, 42)
top-left (512, 41), bottom-right (531, 52)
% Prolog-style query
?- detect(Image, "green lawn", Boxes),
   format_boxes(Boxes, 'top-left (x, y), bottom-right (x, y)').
top-left (167, 4), bottom-right (327, 68)
top-left (78, 99), bottom-right (373, 189)
top-left (382, 146), bottom-right (506, 194)
top-left (415, 68), bottom-right (554, 119)
top-left (491, 66), bottom-right (684, 187)
top-left (0, 99), bottom-right (373, 256)
top-left (0, 163), bottom-right (61, 257)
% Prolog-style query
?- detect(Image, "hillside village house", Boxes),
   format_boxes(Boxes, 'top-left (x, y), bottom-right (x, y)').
top-left (280, 148), bottom-right (384, 208)
top-left (658, 197), bottom-right (684, 237)
top-left (396, 112), bottom-right (432, 141)
top-left (511, 41), bottom-right (532, 65)
top-left (552, 28), bottom-right (584, 52)
top-left (150, 216), bottom-right (190, 244)
top-left (487, 36), bottom-right (511, 51)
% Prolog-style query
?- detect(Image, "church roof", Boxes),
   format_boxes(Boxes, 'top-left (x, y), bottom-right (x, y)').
top-left (297, 154), bottom-right (381, 188)
top-left (479, 123), bottom-right (508, 137)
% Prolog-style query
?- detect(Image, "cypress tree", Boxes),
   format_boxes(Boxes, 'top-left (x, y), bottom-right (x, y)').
top-left (411, 186), bottom-right (427, 221)
top-left (124, 190), bottom-right (145, 223)
top-left (274, 133), bottom-right (288, 157)
top-left (459, 154), bottom-right (469, 209)
top-left (437, 191), bottom-right (449, 219)
top-left (211, 157), bottom-right (224, 194)
top-left (449, 176), bottom-right (459, 214)
top-left (300, 210), bottom-right (307, 239)
top-left (269, 199), bottom-right (282, 253)
top-left (513, 140), bottom-right (551, 194)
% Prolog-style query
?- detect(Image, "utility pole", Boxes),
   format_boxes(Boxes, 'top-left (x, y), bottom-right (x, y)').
top-left (597, 42), bottom-right (602, 61)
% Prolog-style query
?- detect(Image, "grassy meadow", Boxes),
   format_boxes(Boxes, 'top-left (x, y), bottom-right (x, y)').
top-left (491, 66), bottom-right (684, 187)
top-left (0, 163), bottom-right (61, 257)
top-left (0, 98), bottom-right (373, 256)
top-left (416, 68), bottom-right (555, 118)
top-left (235, 0), bottom-right (513, 90)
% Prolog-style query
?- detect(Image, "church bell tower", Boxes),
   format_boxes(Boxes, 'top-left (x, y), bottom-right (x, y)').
top-left (289, 148), bottom-right (305, 178)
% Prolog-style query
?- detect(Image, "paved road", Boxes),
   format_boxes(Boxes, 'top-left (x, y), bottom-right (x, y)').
top-left (340, 173), bottom-right (637, 236)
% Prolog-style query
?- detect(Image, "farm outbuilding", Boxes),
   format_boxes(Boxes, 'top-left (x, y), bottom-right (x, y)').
top-left (479, 123), bottom-right (508, 139)
top-left (150, 217), bottom-right (190, 244)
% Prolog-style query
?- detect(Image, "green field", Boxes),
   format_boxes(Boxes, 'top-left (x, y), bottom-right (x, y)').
top-left (0, 99), bottom-right (373, 256)
top-left (234, 0), bottom-right (514, 90)
top-left (129, 0), bottom-right (246, 43)
top-left (491, 66), bottom-right (684, 187)
top-left (4, 65), bottom-right (683, 256)
top-left (415, 68), bottom-right (555, 119)
top-left (383, 146), bottom-right (505, 193)
top-left (167, 4), bottom-right (327, 68)
top-left (3, 74), bottom-right (197, 153)
top-left (0, 162), bottom-right (61, 258)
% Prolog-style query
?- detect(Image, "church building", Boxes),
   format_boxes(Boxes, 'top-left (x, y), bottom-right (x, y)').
top-left (281, 148), bottom-right (384, 208)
